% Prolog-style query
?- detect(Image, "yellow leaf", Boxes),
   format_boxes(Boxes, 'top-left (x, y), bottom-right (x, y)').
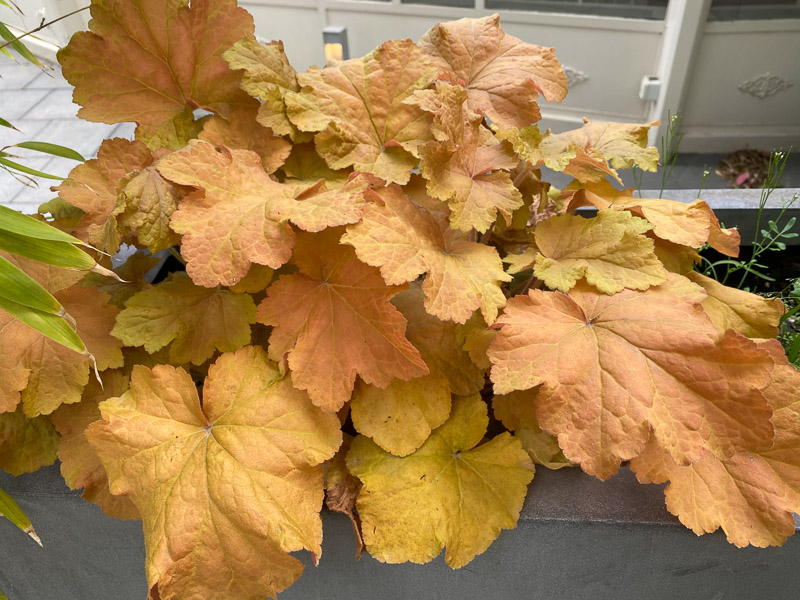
top-left (347, 395), bottom-right (533, 568)
top-left (351, 373), bottom-right (452, 457)
top-left (112, 273), bottom-right (256, 366)
top-left (224, 36), bottom-right (304, 140)
top-left (87, 346), bottom-right (342, 599)
top-left (509, 120), bottom-right (659, 184)
top-left (533, 210), bottom-right (667, 294)
top-left (342, 185), bottom-right (510, 324)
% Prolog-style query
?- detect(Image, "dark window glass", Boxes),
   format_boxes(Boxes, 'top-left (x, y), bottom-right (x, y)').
top-left (402, 0), bottom-right (475, 7)
top-left (709, 0), bottom-right (800, 21)
top-left (484, 0), bottom-right (668, 20)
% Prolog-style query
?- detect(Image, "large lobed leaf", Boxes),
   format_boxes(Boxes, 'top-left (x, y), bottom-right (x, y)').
top-left (59, 0), bottom-right (256, 149)
top-left (348, 394), bottom-right (533, 567)
top-left (87, 346), bottom-right (342, 599)
top-left (418, 14), bottom-right (567, 129)
top-left (286, 39), bottom-right (438, 185)
top-left (342, 184), bottom-right (510, 324)
top-left (632, 341), bottom-right (800, 547)
top-left (257, 229), bottom-right (428, 412)
top-left (157, 140), bottom-right (370, 287)
top-left (488, 276), bottom-right (775, 479)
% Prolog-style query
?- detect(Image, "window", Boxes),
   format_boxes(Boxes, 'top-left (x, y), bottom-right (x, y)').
top-left (484, 0), bottom-right (669, 20)
top-left (401, 0), bottom-right (475, 7)
top-left (709, 0), bottom-right (800, 20)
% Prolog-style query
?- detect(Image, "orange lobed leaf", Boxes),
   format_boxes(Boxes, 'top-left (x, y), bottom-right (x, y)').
top-left (59, 0), bottom-right (255, 149)
top-left (51, 370), bottom-right (139, 520)
top-left (418, 14), bottom-right (567, 129)
top-left (256, 228), bottom-right (428, 413)
top-left (157, 140), bottom-right (371, 287)
top-left (631, 341), bottom-right (800, 547)
top-left (285, 39), bottom-right (438, 184)
top-left (341, 184), bottom-right (510, 324)
top-left (411, 82), bottom-right (523, 233)
top-left (0, 257), bottom-right (123, 417)
top-left (488, 276), bottom-right (775, 479)
top-left (54, 138), bottom-right (153, 253)
top-left (86, 346), bottom-right (342, 599)
top-left (198, 108), bottom-right (292, 174)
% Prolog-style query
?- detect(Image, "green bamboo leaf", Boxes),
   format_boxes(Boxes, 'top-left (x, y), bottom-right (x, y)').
top-left (0, 116), bottom-right (19, 130)
top-left (0, 155), bottom-right (64, 180)
top-left (0, 254), bottom-right (62, 314)
top-left (13, 141), bottom-right (84, 162)
top-left (0, 204), bottom-right (85, 244)
top-left (0, 484), bottom-right (42, 546)
top-left (0, 21), bottom-right (42, 67)
top-left (0, 230), bottom-right (96, 271)
top-left (0, 295), bottom-right (86, 354)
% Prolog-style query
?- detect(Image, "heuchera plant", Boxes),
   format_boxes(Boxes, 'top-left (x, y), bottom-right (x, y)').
top-left (0, 1), bottom-right (797, 598)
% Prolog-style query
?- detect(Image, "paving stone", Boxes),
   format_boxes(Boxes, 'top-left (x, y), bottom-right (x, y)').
top-left (21, 88), bottom-right (80, 119)
top-left (0, 63), bottom-right (42, 89)
top-left (0, 89), bottom-right (49, 120)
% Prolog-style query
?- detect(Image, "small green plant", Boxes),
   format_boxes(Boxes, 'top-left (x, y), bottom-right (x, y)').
top-left (631, 110), bottom-right (683, 198)
top-left (779, 278), bottom-right (800, 367)
top-left (700, 149), bottom-right (798, 291)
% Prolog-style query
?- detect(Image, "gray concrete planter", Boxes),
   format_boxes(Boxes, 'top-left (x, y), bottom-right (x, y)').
top-left (1, 188), bottom-right (797, 599)
top-left (0, 464), bottom-right (798, 599)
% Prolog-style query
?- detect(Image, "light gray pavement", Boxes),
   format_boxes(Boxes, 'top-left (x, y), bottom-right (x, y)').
top-left (0, 60), bottom-right (134, 214)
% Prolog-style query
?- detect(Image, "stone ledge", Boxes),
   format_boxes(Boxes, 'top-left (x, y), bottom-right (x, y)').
top-left (1, 464), bottom-right (798, 599)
